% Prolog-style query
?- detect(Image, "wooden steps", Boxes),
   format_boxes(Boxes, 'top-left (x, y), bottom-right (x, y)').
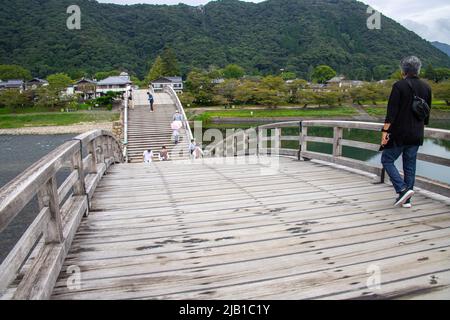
top-left (126, 91), bottom-right (191, 163)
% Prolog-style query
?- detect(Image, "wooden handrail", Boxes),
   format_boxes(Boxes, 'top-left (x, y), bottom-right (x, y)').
top-left (164, 86), bottom-right (194, 141)
top-left (206, 120), bottom-right (450, 197)
top-left (0, 130), bottom-right (123, 300)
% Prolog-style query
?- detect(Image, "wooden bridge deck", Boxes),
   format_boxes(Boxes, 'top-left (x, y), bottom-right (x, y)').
top-left (51, 156), bottom-right (450, 300)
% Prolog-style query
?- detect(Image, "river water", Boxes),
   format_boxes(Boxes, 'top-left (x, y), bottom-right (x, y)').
top-left (0, 134), bottom-right (74, 263)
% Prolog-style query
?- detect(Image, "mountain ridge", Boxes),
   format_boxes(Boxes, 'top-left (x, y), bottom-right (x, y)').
top-left (0, 0), bottom-right (449, 79)
top-left (432, 41), bottom-right (450, 57)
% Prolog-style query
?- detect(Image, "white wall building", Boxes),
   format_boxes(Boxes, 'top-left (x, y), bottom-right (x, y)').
top-left (151, 76), bottom-right (183, 93)
top-left (96, 72), bottom-right (132, 95)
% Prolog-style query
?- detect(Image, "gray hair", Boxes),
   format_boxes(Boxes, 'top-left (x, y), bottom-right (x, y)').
top-left (400, 56), bottom-right (422, 76)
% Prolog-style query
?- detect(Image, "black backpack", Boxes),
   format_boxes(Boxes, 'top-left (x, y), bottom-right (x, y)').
top-left (406, 79), bottom-right (430, 122)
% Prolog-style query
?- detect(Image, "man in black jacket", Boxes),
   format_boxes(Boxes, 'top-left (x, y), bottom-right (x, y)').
top-left (381, 56), bottom-right (432, 208)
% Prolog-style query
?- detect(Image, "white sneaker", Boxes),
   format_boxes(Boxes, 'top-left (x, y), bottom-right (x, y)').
top-left (402, 199), bottom-right (412, 208)
top-left (394, 189), bottom-right (414, 207)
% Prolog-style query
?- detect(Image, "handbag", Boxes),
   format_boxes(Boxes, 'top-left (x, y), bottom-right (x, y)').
top-left (405, 79), bottom-right (430, 122)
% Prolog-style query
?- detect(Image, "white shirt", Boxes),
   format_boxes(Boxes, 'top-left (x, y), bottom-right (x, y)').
top-left (143, 150), bottom-right (154, 163)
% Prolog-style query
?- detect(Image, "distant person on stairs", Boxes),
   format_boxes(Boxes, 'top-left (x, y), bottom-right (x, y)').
top-left (143, 149), bottom-right (154, 164)
top-left (147, 92), bottom-right (154, 112)
top-left (173, 110), bottom-right (184, 122)
top-left (380, 56), bottom-right (432, 208)
top-left (189, 139), bottom-right (196, 157)
top-left (171, 120), bottom-right (182, 145)
top-left (159, 146), bottom-right (170, 161)
top-left (193, 144), bottom-right (204, 159)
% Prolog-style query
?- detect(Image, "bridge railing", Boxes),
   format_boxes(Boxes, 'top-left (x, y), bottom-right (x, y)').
top-left (123, 89), bottom-right (130, 162)
top-left (164, 86), bottom-right (194, 141)
top-left (0, 130), bottom-right (123, 300)
top-left (206, 120), bottom-right (450, 197)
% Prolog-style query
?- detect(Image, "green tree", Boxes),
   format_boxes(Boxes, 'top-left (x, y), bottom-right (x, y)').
top-left (253, 87), bottom-right (284, 107)
top-left (311, 65), bottom-right (337, 84)
top-left (373, 65), bottom-right (393, 81)
top-left (234, 80), bottom-right (259, 104)
top-left (222, 64), bottom-right (245, 79)
top-left (313, 91), bottom-right (340, 107)
top-left (280, 71), bottom-right (296, 81)
top-left (349, 86), bottom-right (371, 105)
top-left (146, 56), bottom-right (164, 82)
top-left (424, 64), bottom-right (436, 81)
top-left (390, 70), bottom-right (403, 80)
top-left (47, 73), bottom-right (73, 92)
top-left (35, 86), bottom-right (60, 109)
top-left (295, 90), bottom-right (316, 108)
top-left (0, 65), bottom-right (32, 80)
top-left (185, 70), bottom-right (215, 105)
top-left (0, 89), bottom-right (32, 110)
top-left (434, 81), bottom-right (450, 106)
top-left (95, 70), bottom-right (120, 80)
top-left (261, 76), bottom-right (286, 92)
top-left (161, 48), bottom-right (180, 76)
top-left (214, 79), bottom-right (240, 104)
top-left (434, 68), bottom-right (450, 83)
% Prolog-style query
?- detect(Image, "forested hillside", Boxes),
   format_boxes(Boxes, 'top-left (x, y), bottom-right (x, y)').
top-left (433, 42), bottom-right (450, 57)
top-left (1, 0), bottom-right (449, 80)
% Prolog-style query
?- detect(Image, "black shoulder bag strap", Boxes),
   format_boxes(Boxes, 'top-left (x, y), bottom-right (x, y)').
top-left (405, 78), bottom-right (416, 97)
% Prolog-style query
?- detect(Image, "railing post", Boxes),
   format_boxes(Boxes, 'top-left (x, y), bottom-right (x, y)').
top-left (258, 127), bottom-right (265, 156)
top-left (87, 139), bottom-right (98, 174)
top-left (38, 177), bottom-right (63, 244)
top-left (333, 127), bottom-right (343, 157)
top-left (273, 127), bottom-right (281, 156)
top-left (71, 148), bottom-right (86, 196)
top-left (256, 127), bottom-right (260, 157)
top-left (99, 137), bottom-right (106, 163)
top-left (298, 121), bottom-right (302, 161)
top-left (300, 125), bottom-right (308, 160)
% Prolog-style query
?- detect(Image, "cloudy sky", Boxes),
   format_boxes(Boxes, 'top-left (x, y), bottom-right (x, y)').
top-left (97, 0), bottom-right (450, 44)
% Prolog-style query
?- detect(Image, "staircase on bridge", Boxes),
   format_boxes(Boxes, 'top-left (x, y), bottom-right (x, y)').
top-left (127, 90), bottom-right (190, 163)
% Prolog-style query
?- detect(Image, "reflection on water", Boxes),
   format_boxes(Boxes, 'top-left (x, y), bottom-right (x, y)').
top-left (368, 139), bottom-right (450, 184)
top-left (202, 122), bottom-right (450, 185)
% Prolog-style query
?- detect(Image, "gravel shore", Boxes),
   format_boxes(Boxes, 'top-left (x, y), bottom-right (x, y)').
top-left (0, 122), bottom-right (113, 135)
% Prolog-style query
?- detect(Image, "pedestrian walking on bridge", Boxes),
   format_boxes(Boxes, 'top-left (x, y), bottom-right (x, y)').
top-left (381, 56), bottom-right (432, 208)
top-left (147, 92), bottom-right (154, 112)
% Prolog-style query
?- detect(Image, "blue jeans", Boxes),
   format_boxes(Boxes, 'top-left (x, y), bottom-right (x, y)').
top-left (381, 145), bottom-right (419, 194)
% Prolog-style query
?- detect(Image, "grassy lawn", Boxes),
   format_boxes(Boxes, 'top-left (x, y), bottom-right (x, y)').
top-left (365, 100), bottom-right (450, 117)
top-left (193, 107), bottom-right (357, 119)
top-left (0, 112), bottom-right (119, 129)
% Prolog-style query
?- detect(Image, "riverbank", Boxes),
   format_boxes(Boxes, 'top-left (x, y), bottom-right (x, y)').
top-left (0, 122), bottom-right (113, 135)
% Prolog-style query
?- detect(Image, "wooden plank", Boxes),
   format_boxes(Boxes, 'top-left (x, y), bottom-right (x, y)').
top-left (417, 153), bottom-right (450, 167)
top-left (333, 127), bottom-right (343, 157)
top-left (341, 139), bottom-right (380, 152)
top-left (41, 176), bottom-right (63, 244)
top-left (57, 170), bottom-right (78, 205)
top-left (0, 208), bottom-right (49, 293)
top-left (52, 229), bottom-right (450, 300)
top-left (281, 136), bottom-right (299, 141)
top-left (303, 120), bottom-right (383, 131)
top-left (305, 136), bottom-right (333, 144)
top-left (13, 244), bottom-right (65, 300)
top-left (46, 155), bottom-right (450, 300)
top-left (300, 151), bottom-right (383, 176)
